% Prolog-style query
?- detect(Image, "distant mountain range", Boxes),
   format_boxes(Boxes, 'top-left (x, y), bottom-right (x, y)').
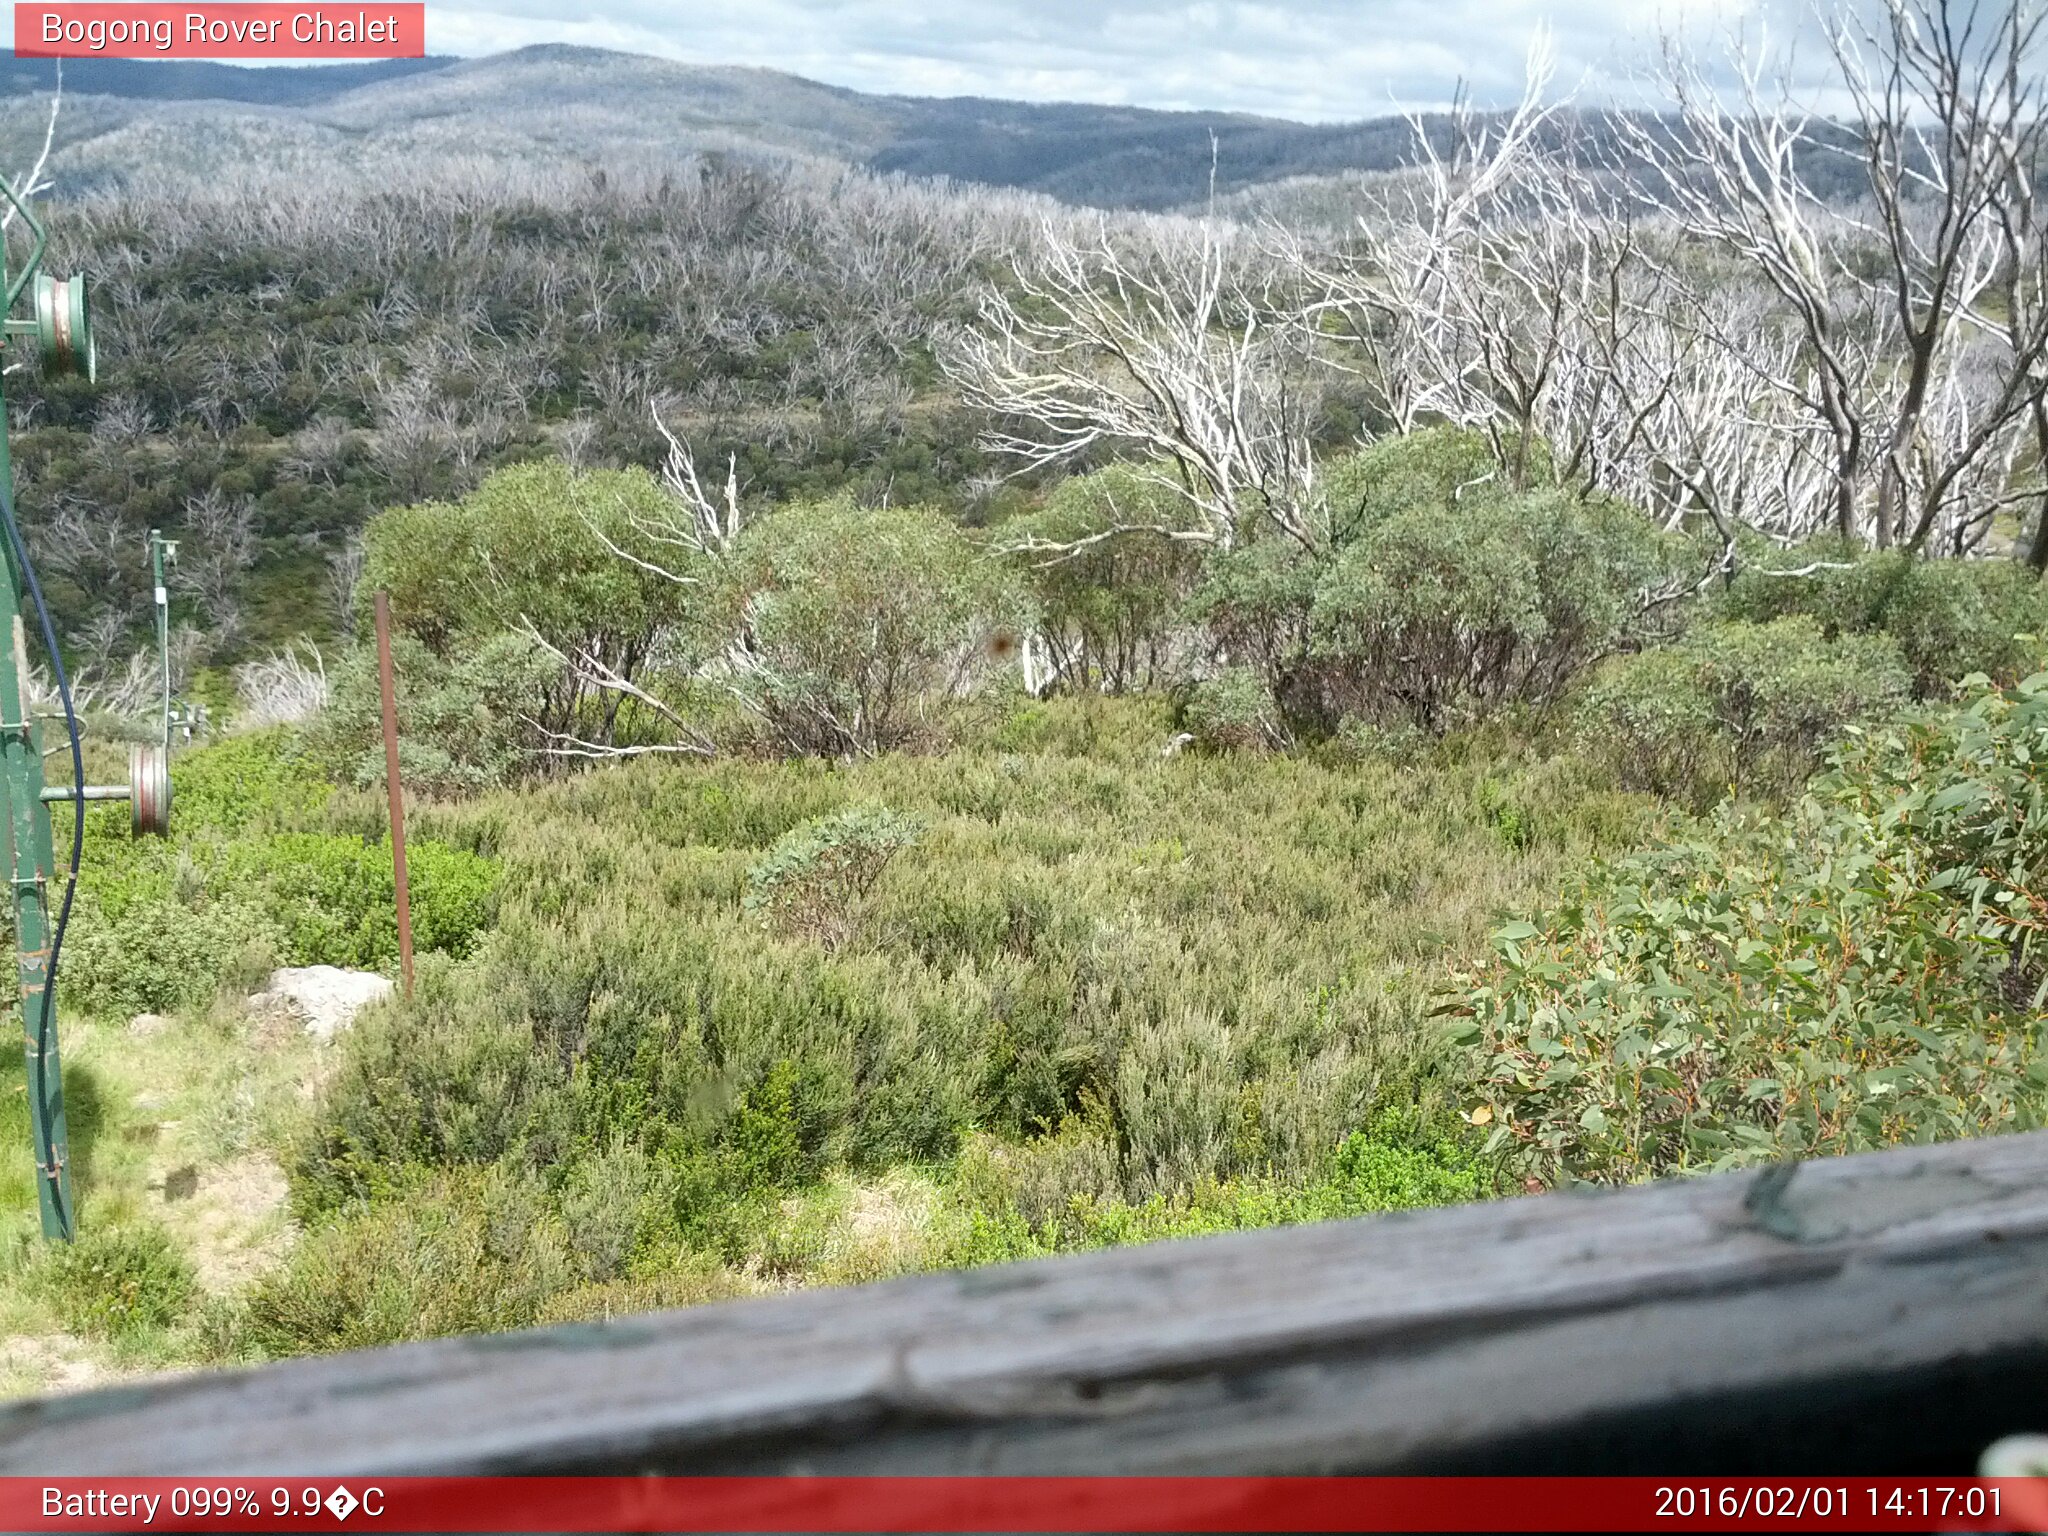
top-left (0, 46), bottom-right (1440, 210)
top-left (0, 54), bottom-right (450, 105)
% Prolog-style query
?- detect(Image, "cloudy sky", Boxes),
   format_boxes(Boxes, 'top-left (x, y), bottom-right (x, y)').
top-left (418, 0), bottom-right (1808, 122)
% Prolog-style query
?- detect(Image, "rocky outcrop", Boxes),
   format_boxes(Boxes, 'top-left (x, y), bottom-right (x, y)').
top-left (246, 966), bottom-right (395, 1040)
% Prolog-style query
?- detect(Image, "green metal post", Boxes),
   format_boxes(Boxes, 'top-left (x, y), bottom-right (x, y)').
top-left (0, 380), bottom-right (71, 1241)
top-left (150, 531), bottom-right (170, 748)
top-left (0, 173), bottom-right (94, 1243)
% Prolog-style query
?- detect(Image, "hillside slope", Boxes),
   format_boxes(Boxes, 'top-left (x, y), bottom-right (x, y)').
top-left (0, 55), bottom-right (453, 105)
top-left (0, 45), bottom-right (1431, 208)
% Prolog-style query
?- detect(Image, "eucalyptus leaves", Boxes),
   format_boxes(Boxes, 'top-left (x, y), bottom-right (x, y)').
top-left (1455, 673), bottom-right (2048, 1185)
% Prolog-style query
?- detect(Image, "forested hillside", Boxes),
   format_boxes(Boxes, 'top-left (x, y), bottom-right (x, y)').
top-left (13, 160), bottom-right (1066, 689)
top-left (0, 55), bottom-right (453, 105)
top-left (3, 2), bottom-right (2048, 1400)
top-left (0, 46), bottom-right (1457, 211)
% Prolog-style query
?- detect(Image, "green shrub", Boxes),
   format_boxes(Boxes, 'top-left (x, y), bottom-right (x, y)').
top-left (42, 1224), bottom-right (196, 1342)
top-left (1002, 465), bottom-right (1202, 693)
top-left (556, 1139), bottom-right (666, 1285)
top-left (712, 1058), bottom-right (834, 1198)
top-left (163, 729), bottom-right (332, 834)
top-left (1182, 537), bottom-right (1321, 717)
top-left (1233, 1048), bottom-right (1375, 1179)
top-left (1473, 777), bottom-right (1534, 851)
top-left (291, 694), bottom-right (1649, 1322)
top-left (1316, 425), bottom-right (1541, 534)
top-left (661, 1060), bottom-right (843, 1267)
top-left (359, 462), bottom-right (710, 767)
top-left (1580, 618), bottom-right (1912, 803)
top-left (239, 1167), bottom-right (579, 1356)
top-left (1681, 618), bottom-right (1911, 790)
top-left (65, 895), bottom-right (280, 1018)
top-left (59, 730), bottom-right (496, 1019)
top-left (939, 1108), bottom-right (1480, 1266)
top-left (1329, 714), bottom-right (1428, 764)
top-left (1184, 667), bottom-right (1285, 751)
top-left (221, 833), bottom-right (498, 969)
top-left (314, 631), bottom-right (568, 795)
top-left (1457, 672), bottom-right (2048, 1187)
top-left (1188, 429), bottom-right (1691, 736)
top-left (1721, 547), bottom-right (2048, 696)
top-left (725, 498), bottom-right (1030, 756)
top-left (743, 806), bottom-right (923, 950)
top-left (1317, 1114), bottom-right (1482, 1213)
top-left (1575, 647), bottom-right (1720, 801)
top-left (533, 1265), bottom-right (754, 1326)
top-left (950, 1120), bottom-right (1122, 1236)
top-left (1114, 1007), bottom-right (1241, 1197)
top-left (68, 827), bottom-right (495, 1018)
top-left (1310, 487), bottom-right (1682, 732)
top-left (363, 460), bottom-right (702, 655)
top-left (286, 953), bottom-right (542, 1216)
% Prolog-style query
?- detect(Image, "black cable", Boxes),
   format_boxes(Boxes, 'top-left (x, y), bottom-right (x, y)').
top-left (0, 472), bottom-right (79, 1240)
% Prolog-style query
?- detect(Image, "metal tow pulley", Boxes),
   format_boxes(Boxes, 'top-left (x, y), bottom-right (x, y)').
top-left (42, 743), bottom-right (172, 837)
top-left (33, 273), bottom-right (93, 383)
top-left (129, 743), bottom-right (169, 837)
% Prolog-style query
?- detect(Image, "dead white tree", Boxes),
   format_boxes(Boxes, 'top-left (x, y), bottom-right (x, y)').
top-left (177, 488), bottom-right (257, 653)
top-left (233, 641), bottom-right (329, 728)
top-left (513, 621), bottom-right (717, 763)
top-left (324, 534), bottom-right (365, 638)
top-left (570, 402), bottom-right (743, 587)
top-left (2, 59), bottom-right (59, 230)
top-left (60, 625), bottom-right (203, 723)
top-left (947, 213), bottom-right (1328, 554)
top-left (1618, 34), bottom-right (1882, 544)
top-left (1, 62), bottom-right (59, 380)
top-left (1303, 32), bottom-right (1568, 471)
top-left (1621, 0), bottom-right (2048, 553)
top-left (1832, 0), bottom-right (2048, 553)
top-left (1617, 276), bottom-right (1843, 544)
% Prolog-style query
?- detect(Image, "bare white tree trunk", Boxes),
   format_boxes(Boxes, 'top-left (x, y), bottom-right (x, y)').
top-left (946, 213), bottom-right (1327, 554)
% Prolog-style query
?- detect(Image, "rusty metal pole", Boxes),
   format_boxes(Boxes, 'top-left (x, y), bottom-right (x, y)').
top-left (373, 591), bottom-right (415, 999)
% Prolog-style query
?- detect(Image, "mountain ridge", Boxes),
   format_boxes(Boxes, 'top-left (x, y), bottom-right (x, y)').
top-left (0, 43), bottom-right (1441, 209)
top-left (0, 53), bottom-right (458, 104)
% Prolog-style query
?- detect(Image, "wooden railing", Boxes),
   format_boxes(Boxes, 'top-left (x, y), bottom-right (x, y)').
top-left (4, 1129), bottom-right (2047, 1476)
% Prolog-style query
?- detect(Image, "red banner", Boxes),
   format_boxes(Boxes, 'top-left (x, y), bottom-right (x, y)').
top-left (14, 5), bottom-right (424, 58)
top-left (4, 1477), bottom-right (2047, 1532)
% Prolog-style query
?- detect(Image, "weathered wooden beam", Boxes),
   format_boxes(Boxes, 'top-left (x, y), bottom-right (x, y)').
top-left (6, 1130), bottom-right (2048, 1475)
